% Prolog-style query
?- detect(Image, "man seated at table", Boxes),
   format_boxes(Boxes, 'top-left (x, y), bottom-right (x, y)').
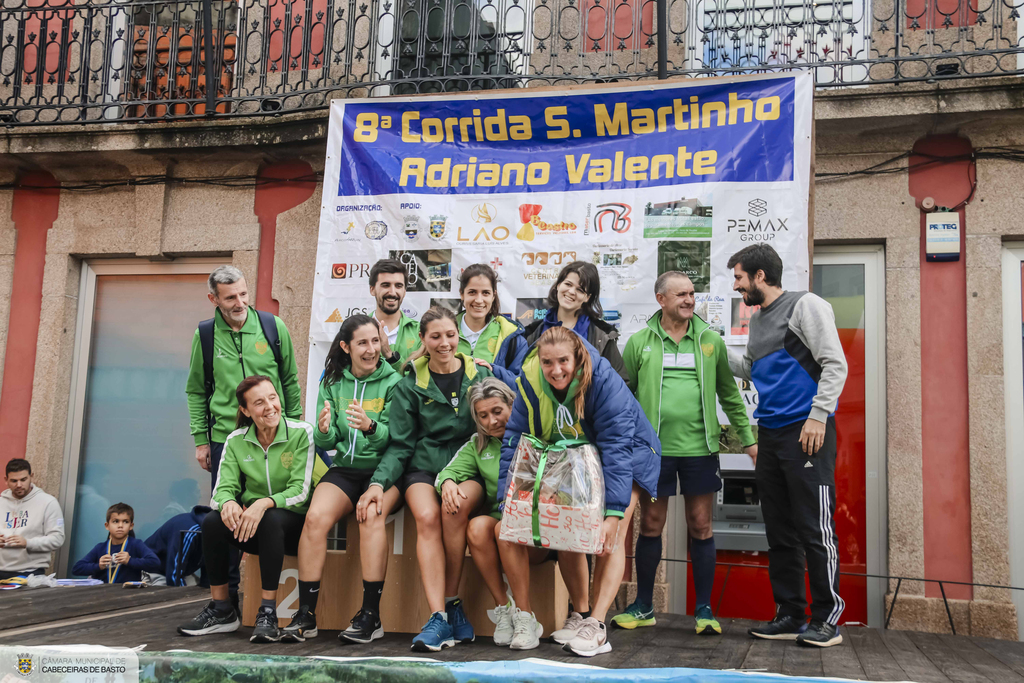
top-left (0, 459), bottom-right (66, 580)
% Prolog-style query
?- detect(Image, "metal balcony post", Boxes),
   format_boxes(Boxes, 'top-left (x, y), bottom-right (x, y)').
top-left (657, 0), bottom-right (668, 79)
top-left (202, 0), bottom-right (216, 114)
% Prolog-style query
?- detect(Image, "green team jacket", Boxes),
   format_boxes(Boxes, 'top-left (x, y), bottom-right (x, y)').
top-left (383, 312), bottom-right (422, 368)
top-left (186, 307), bottom-right (302, 446)
top-left (314, 361), bottom-right (401, 471)
top-left (623, 311), bottom-right (755, 454)
top-left (436, 436), bottom-right (502, 519)
top-left (212, 418), bottom-right (317, 514)
top-left (370, 353), bottom-right (492, 490)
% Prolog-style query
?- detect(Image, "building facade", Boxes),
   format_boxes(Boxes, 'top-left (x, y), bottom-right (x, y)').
top-left (1, 0), bottom-right (1024, 639)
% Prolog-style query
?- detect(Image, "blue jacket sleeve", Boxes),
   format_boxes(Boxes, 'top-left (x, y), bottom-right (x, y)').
top-left (587, 356), bottom-right (638, 515)
top-left (497, 389), bottom-right (531, 510)
top-left (72, 542), bottom-right (104, 578)
top-left (490, 333), bottom-right (524, 388)
top-left (127, 539), bottom-right (163, 574)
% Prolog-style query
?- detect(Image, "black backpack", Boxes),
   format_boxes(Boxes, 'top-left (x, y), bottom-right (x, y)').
top-left (197, 309), bottom-right (284, 432)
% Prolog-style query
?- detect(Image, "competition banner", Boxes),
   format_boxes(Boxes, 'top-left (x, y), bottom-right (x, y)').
top-left (307, 73), bottom-right (813, 425)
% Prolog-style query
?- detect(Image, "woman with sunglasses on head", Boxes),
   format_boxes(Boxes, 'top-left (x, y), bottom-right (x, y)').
top-left (496, 326), bottom-right (661, 657)
top-left (456, 263), bottom-right (527, 385)
top-left (280, 315), bottom-right (402, 645)
top-left (358, 306), bottom-right (494, 652)
top-left (523, 261), bottom-right (627, 383)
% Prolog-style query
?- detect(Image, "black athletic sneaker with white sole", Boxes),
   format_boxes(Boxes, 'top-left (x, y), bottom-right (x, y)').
top-left (250, 606), bottom-right (282, 643)
top-left (338, 609), bottom-right (384, 644)
top-left (796, 620), bottom-right (843, 647)
top-left (748, 614), bottom-right (808, 640)
top-left (177, 601), bottom-right (240, 636)
top-left (280, 605), bottom-right (318, 643)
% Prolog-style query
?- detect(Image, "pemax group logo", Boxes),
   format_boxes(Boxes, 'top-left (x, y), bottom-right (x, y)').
top-left (727, 198), bottom-right (789, 243)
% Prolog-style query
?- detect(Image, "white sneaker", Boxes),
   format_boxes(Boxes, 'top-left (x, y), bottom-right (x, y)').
top-left (509, 609), bottom-right (543, 650)
top-left (563, 617), bottom-right (611, 657)
top-left (491, 602), bottom-right (515, 646)
top-left (551, 611), bottom-right (585, 644)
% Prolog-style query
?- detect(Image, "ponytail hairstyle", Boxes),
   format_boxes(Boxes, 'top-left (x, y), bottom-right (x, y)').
top-left (235, 375), bottom-right (274, 429)
top-left (324, 314), bottom-right (379, 385)
top-left (402, 306), bottom-right (459, 372)
top-left (468, 377), bottom-right (516, 451)
top-left (536, 327), bottom-right (593, 421)
top-left (458, 263), bottom-right (501, 321)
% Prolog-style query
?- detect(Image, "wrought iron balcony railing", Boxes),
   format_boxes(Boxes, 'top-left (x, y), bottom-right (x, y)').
top-left (1, 0), bottom-right (1022, 125)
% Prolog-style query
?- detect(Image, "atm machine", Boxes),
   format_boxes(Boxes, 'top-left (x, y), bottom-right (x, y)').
top-left (712, 453), bottom-right (769, 552)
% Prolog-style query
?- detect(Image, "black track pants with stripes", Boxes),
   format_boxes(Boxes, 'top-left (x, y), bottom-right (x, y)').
top-left (756, 416), bottom-right (844, 625)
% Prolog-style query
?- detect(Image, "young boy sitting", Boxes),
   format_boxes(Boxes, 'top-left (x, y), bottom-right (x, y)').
top-left (73, 503), bottom-right (161, 584)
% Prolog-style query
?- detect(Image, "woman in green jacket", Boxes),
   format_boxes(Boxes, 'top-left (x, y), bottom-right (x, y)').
top-left (281, 315), bottom-right (402, 645)
top-left (436, 377), bottom-right (551, 651)
top-left (177, 375), bottom-right (317, 645)
top-left (359, 306), bottom-right (493, 652)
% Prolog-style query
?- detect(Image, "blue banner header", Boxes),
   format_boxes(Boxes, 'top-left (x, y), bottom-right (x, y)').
top-left (338, 77), bottom-right (796, 197)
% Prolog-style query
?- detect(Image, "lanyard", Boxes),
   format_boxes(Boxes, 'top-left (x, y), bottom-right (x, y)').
top-left (107, 539), bottom-right (124, 584)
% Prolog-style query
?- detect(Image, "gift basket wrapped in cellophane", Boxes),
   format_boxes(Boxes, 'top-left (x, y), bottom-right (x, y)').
top-left (498, 435), bottom-right (605, 553)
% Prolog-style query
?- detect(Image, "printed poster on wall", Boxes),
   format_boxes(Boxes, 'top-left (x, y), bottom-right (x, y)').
top-left (306, 72), bottom-right (814, 444)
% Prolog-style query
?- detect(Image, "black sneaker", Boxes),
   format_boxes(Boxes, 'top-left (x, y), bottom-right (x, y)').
top-left (797, 620), bottom-right (843, 647)
top-left (280, 605), bottom-right (318, 643)
top-left (250, 606), bottom-right (282, 643)
top-left (748, 614), bottom-right (808, 640)
top-left (338, 609), bottom-right (384, 644)
top-left (177, 601), bottom-right (240, 636)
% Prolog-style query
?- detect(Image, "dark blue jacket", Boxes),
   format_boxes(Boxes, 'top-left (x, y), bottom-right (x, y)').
top-left (144, 506), bottom-right (210, 586)
top-left (490, 322), bottom-right (528, 386)
top-left (498, 336), bottom-right (661, 515)
top-left (72, 536), bottom-right (161, 583)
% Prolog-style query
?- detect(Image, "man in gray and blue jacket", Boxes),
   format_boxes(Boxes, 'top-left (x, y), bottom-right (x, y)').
top-left (727, 244), bottom-right (848, 649)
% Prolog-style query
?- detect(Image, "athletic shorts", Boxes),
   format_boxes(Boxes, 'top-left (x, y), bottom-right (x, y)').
top-left (319, 466), bottom-right (375, 505)
top-left (399, 469), bottom-right (438, 494)
top-left (657, 454), bottom-right (722, 497)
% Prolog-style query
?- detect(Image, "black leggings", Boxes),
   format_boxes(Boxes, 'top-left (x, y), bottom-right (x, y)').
top-left (202, 507), bottom-right (304, 592)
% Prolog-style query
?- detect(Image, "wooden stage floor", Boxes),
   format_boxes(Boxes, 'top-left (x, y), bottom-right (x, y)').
top-left (3, 585), bottom-right (1024, 682)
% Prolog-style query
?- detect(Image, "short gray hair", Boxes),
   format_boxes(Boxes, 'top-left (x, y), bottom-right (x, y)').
top-left (468, 377), bottom-right (516, 451)
top-left (655, 270), bottom-right (691, 296)
top-left (208, 265), bottom-right (245, 296)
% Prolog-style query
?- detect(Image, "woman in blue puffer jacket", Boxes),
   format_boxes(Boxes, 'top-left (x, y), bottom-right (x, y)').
top-left (497, 325), bottom-right (660, 658)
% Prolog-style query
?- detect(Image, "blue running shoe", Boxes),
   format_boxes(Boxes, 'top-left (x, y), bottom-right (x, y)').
top-left (411, 612), bottom-right (455, 652)
top-left (446, 598), bottom-right (475, 643)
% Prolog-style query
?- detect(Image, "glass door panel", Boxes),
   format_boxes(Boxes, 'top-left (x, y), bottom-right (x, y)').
top-left (67, 273), bottom-right (212, 574)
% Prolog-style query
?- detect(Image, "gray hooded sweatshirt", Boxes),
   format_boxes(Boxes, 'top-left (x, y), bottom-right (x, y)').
top-left (0, 485), bottom-right (66, 573)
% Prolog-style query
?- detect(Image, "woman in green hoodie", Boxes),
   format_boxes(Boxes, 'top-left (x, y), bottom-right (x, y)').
top-left (280, 315), bottom-right (401, 646)
top-left (359, 306), bottom-right (493, 652)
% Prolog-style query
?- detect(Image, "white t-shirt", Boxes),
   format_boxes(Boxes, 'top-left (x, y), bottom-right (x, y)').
top-left (460, 316), bottom-right (485, 351)
top-left (374, 313), bottom-right (400, 346)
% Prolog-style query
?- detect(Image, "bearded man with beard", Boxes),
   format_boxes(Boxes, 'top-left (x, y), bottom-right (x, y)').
top-left (726, 244), bottom-right (848, 649)
top-left (369, 259), bottom-right (421, 367)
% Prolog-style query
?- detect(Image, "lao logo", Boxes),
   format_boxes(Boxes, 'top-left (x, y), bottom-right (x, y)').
top-left (429, 215), bottom-right (447, 241)
top-left (17, 653), bottom-right (33, 676)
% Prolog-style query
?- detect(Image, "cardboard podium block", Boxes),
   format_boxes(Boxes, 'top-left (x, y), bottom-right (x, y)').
top-left (242, 506), bottom-right (569, 636)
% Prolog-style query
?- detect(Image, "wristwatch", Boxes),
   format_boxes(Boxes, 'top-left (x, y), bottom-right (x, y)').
top-left (366, 420), bottom-right (378, 436)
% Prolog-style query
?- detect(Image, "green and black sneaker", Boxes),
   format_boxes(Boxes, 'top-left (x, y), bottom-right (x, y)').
top-left (694, 605), bottom-right (722, 635)
top-left (611, 600), bottom-right (656, 630)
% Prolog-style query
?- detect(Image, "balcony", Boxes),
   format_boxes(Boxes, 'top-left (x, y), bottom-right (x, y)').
top-left (0, 0), bottom-right (1022, 125)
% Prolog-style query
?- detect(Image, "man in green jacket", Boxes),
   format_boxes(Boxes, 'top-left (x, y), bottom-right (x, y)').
top-left (617, 271), bottom-right (757, 636)
top-left (370, 259), bottom-right (421, 368)
top-left (185, 266), bottom-right (302, 486)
